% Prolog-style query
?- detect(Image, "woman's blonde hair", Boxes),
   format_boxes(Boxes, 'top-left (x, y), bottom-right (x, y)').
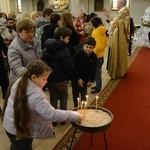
top-left (22, 13), bottom-right (31, 20)
top-left (2, 60), bottom-right (51, 139)
top-left (16, 17), bottom-right (36, 33)
top-left (31, 11), bottom-right (38, 20)
top-left (8, 12), bottom-right (16, 21)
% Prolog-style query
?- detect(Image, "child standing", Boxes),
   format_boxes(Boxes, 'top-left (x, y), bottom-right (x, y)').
top-left (71, 36), bottom-right (97, 107)
top-left (43, 26), bottom-right (74, 126)
top-left (90, 16), bottom-right (108, 94)
top-left (2, 60), bottom-right (82, 150)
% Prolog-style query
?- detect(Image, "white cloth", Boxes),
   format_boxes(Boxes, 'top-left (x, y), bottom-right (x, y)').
top-left (133, 6), bottom-right (150, 47)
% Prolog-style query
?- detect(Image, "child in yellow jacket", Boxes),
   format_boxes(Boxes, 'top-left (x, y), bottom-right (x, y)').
top-left (90, 16), bottom-right (108, 94)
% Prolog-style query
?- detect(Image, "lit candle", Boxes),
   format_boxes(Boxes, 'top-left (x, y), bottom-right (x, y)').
top-left (86, 95), bottom-right (88, 106)
top-left (84, 101), bottom-right (87, 115)
top-left (77, 98), bottom-right (80, 112)
top-left (81, 101), bottom-right (84, 114)
top-left (96, 96), bottom-right (98, 111)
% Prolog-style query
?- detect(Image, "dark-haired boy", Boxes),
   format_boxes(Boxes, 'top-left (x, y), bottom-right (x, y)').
top-left (43, 26), bottom-right (74, 126)
top-left (41, 13), bottom-right (60, 49)
top-left (90, 16), bottom-right (108, 94)
top-left (71, 36), bottom-right (97, 107)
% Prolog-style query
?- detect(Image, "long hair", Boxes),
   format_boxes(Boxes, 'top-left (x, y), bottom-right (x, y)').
top-left (60, 11), bottom-right (76, 31)
top-left (2, 60), bottom-right (51, 139)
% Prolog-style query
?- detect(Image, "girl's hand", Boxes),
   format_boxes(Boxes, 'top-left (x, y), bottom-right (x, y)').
top-left (77, 114), bottom-right (83, 123)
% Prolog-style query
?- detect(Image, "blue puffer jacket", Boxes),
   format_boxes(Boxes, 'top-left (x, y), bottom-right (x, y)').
top-left (43, 38), bottom-right (74, 83)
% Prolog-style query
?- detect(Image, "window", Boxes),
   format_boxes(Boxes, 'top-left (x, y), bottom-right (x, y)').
top-left (112, 0), bottom-right (130, 11)
top-left (17, 0), bottom-right (22, 13)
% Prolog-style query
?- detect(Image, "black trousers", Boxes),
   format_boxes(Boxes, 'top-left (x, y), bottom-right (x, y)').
top-left (71, 79), bottom-right (87, 107)
top-left (0, 69), bottom-right (9, 99)
top-left (47, 80), bottom-right (68, 110)
top-left (5, 130), bottom-right (33, 150)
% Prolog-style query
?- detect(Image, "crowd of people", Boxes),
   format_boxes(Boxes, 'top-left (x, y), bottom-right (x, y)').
top-left (0, 7), bottom-right (105, 150)
top-left (0, 0), bottom-right (150, 149)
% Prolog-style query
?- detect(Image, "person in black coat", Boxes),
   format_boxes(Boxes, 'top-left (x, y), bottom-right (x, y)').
top-left (41, 13), bottom-right (60, 49)
top-left (71, 36), bottom-right (97, 107)
top-left (128, 17), bottom-right (134, 56)
top-left (0, 35), bottom-right (9, 99)
top-left (60, 11), bottom-right (83, 57)
top-left (42, 26), bottom-right (74, 126)
top-left (0, 35), bottom-right (9, 114)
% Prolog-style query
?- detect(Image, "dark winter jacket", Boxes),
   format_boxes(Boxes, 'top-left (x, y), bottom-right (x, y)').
top-left (65, 25), bottom-right (82, 56)
top-left (43, 39), bottom-right (74, 83)
top-left (41, 23), bottom-right (59, 49)
top-left (72, 48), bottom-right (97, 83)
top-left (0, 35), bottom-right (9, 99)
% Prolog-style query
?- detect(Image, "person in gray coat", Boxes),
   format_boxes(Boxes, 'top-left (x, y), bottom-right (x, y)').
top-left (8, 17), bottom-right (41, 83)
top-left (2, 60), bottom-right (83, 150)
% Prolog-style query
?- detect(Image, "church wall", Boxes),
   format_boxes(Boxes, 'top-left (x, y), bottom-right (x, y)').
top-left (87, 0), bottom-right (149, 24)
top-left (0, 0), bottom-right (149, 24)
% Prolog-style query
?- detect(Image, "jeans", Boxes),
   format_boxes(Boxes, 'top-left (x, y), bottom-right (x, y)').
top-left (95, 57), bottom-right (104, 91)
top-left (5, 130), bottom-right (33, 150)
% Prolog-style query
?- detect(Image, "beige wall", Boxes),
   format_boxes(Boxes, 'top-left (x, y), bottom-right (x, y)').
top-left (88, 0), bottom-right (150, 24)
top-left (0, 0), bottom-right (149, 24)
top-left (0, 0), bottom-right (10, 14)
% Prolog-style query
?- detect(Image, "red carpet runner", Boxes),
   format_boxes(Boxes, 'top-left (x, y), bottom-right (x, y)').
top-left (73, 47), bottom-right (150, 150)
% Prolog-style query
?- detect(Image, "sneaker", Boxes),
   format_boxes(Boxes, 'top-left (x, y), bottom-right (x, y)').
top-left (91, 86), bottom-right (96, 90)
top-left (52, 122), bottom-right (57, 127)
top-left (91, 89), bottom-right (100, 94)
top-left (128, 53), bottom-right (131, 56)
top-left (91, 91), bottom-right (98, 94)
top-left (46, 88), bottom-right (49, 91)
top-left (53, 132), bottom-right (55, 136)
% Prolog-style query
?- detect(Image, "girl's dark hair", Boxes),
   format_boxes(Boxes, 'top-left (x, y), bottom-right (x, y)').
top-left (90, 16), bottom-right (103, 28)
top-left (84, 36), bottom-right (96, 47)
top-left (54, 26), bottom-right (71, 39)
top-left (0, 12), bottom-right (7, 19)
top-left (2, 60), bottom-right (51, 139)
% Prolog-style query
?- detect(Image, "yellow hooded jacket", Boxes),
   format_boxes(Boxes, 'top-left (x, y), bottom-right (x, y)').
top-left (91, 25), bottom-right (108, 58)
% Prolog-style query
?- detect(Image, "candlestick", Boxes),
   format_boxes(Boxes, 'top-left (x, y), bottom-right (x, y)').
top-left (96, 96), bottom-right (98, 111)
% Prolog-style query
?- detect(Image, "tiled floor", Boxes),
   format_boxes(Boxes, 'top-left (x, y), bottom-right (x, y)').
top-left (0, 46), bottom-right (136, 150)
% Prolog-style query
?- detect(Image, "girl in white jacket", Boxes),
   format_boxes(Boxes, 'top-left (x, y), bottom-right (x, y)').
top-left (2, 60), bottom-right (83, 150)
